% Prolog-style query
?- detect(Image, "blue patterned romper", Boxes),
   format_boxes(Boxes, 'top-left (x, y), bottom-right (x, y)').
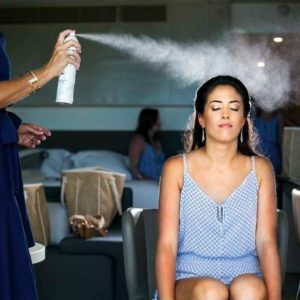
top-left (153, 154), bottom-right (262, 299)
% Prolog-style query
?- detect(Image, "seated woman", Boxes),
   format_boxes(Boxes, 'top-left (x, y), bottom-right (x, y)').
top-left (129, 108), bottom-right (165, 180)
top-left (155, 75), bottom-right (280, 300)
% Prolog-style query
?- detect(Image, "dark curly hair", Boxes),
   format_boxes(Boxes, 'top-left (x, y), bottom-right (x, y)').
top-left (183, 75), bottom-right (258, 156)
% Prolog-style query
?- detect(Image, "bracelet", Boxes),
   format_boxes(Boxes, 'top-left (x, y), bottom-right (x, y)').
top-left (20, 71), bottom-right (40, 94)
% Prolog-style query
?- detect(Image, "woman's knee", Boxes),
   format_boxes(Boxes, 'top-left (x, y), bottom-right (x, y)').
top-left (190, 278), bottom-right (229, 300)
top-left (229, 274), bottom-right (267, 300)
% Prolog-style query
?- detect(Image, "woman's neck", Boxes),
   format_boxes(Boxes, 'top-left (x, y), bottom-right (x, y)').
top-left (202, 139), bottom-right (240, 167)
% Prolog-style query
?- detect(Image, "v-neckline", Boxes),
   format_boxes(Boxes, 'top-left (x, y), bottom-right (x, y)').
top-left (186, 171), bottom-right (253, 206)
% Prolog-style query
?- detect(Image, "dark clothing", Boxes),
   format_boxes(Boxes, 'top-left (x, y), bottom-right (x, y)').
top-left (254, 115), bottom-right (282, 174)
top-left (0, 33), bottom-right (38, 300)
top-left (0, 32), bottom-right (11, 81)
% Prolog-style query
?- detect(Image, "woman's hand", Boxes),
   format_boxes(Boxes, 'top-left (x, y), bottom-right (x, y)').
top-left (46, 29), bottom-right (82, 78)
top-left (18, 123), bottom-right (51, 148)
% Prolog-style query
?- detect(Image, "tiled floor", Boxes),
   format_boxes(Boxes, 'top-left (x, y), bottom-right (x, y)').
top-left (283, 273), bottom-right (300, 300)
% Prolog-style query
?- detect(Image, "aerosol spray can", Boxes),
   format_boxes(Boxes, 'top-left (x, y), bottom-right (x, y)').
top-left (56, 31), bottom-right (78, 105)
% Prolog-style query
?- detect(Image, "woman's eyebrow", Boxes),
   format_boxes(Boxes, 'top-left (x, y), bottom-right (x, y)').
top-left (208, 100), bottom-right (222, 104)
top-left (208, 100), bottom-right (241, 104)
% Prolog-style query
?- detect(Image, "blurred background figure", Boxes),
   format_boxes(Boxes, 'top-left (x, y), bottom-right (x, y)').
top-left (254, 105), bottom-right (283, 208)
top-left (129, 108), bottom-right (165, 180)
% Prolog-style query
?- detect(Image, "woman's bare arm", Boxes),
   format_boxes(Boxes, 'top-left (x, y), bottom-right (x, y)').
top-left (155, 155), bottom-right (183, 299)
top-left (129, 134), bottom-right (146, 179)
top-left (256, 156), bottom-right (281, 300)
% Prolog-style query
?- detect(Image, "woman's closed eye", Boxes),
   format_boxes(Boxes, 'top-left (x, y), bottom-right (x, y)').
top-left (210, 104), bottom-right (240, 111)
top-left (230, 105), bottom-right (240, 111)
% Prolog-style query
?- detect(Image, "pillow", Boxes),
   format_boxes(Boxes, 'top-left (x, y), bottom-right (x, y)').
top-left (70, 150), bottom-right (133, 180)
top-left (47, 202), bottom-right (70, 245)
top-left (40, 149), bottom-right (73, 179)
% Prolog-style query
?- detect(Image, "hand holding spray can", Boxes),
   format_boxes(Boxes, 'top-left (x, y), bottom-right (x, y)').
top-left (56, 31), bottom-right (78, 105)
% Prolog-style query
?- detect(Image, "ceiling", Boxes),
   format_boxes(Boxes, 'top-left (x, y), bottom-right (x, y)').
top-left (2, 0), bottom-right (300, 8)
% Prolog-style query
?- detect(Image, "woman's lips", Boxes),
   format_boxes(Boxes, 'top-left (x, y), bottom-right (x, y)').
top-left (219, 123), bottom-right (233, 128)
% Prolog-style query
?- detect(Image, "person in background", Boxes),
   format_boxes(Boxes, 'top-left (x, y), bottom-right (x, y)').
top-left (0, 29), bottom-right (81, 300)
top-left (254, 105), bottom-right (283, 208)
top-left (154, 75), bottom-right (280, 300)
top-left (129, 108), bottom-right (165, 180)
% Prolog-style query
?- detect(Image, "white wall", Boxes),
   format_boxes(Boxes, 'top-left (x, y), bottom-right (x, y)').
top-left (3, 2), bottom-right (300, 130)
top-left (8, 106), bottom-right (193, 131)
top-left (1, 2), bottom-right (230, 130)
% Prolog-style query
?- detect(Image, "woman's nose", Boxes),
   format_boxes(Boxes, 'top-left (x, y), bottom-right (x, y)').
top-left (221, 110), bottom-right (229, 119)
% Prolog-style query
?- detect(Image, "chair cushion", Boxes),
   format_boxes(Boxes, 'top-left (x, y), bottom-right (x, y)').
top-left (48, 202), bottom-right (70, 245)
top-left (59, 225), bottom-right (123, 255)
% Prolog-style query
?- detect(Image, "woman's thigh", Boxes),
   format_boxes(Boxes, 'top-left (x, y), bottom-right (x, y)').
top-left (229, 274), bottom-right (267, 300)
top-left (175, 277), bottom-right (229, 300)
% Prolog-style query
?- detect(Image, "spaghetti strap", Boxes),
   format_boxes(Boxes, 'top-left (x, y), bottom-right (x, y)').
top-left (251, 156), bottom-right (256, 172)
top-left (182, 153), bottom-right (188, 174)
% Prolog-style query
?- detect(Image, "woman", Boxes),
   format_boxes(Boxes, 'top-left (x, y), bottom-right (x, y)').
top-left (0, 29), bottom-right (81, 300)
top-left (155, 76), bottom-right (281, 300)
top-left (129, 108), bottom-right (165, 180)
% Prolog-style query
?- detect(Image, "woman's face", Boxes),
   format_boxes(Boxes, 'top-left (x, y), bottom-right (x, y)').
top-left (198, 84), bottom-right (245, 144)
top-left (152, 115), bottom-right (161, 132)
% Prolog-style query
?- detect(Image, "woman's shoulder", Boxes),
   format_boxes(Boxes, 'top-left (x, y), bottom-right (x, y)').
top-left (131, 133), bottom-right (145, 141)
top-left (183, 149), bottom-right (206, 166)
top-left (163, 154), bottom-right (184, 173)
top-left (161, 154), bottom-right (184, 186)
top-left (130, 133), bottom-right (146, 145)
top-left (253, 155), bottom-right (274, 180)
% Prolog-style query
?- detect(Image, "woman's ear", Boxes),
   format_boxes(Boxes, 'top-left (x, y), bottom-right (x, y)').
top-left (197, 114), bottom-right (205, 128)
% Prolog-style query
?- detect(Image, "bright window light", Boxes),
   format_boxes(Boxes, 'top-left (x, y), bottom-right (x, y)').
top-left (273, 37), bottom-right (283, 43)
top-left (257, 61), bottom-right (265, 68)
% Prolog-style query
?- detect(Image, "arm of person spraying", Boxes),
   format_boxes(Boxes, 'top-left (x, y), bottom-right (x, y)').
top-left (0, 29), bottom-right (81, 108)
